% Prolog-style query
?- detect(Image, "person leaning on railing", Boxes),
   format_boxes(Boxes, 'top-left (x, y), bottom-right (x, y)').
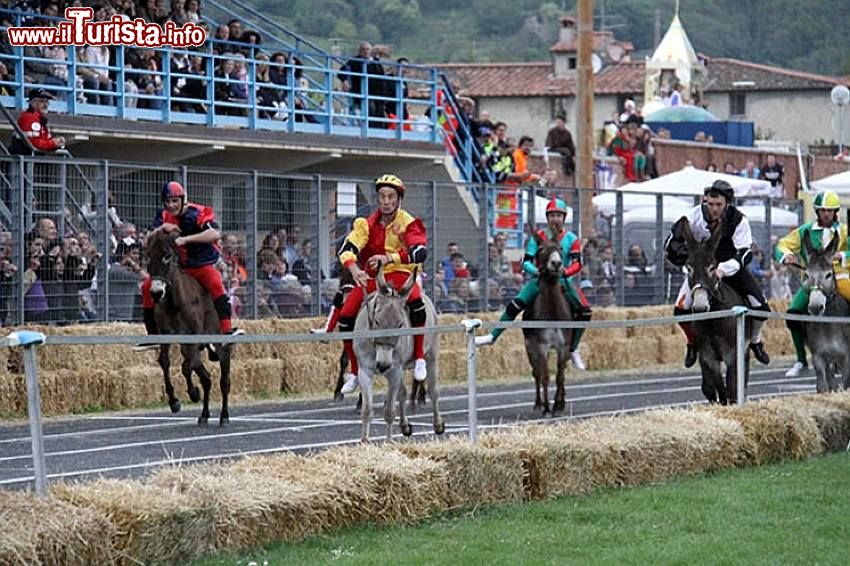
top-left (9, 88), bottom-right (66, 155)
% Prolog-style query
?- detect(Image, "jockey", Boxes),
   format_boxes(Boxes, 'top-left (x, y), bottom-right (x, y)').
top-left (475, 197), bottom-right (592, 370)
top-left (337, 174), bottom-right (429, 395)
top-left (775, 189), bottom-right (850, 377)
top-left (665, 179), bottom-right (771, 368)
top-left (134, 181), bottom-right (244, 351)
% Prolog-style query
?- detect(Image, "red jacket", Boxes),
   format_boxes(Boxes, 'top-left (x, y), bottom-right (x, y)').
top-left (17, 108), bottom-right (59, 152)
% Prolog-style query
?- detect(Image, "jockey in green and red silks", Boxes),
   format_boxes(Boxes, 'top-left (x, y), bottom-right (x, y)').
top-left (475, 197), bottom-right (592, 370)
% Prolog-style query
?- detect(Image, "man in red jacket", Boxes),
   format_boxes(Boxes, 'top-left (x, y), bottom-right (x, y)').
top-left (10, 88), bottom-right (66, 155)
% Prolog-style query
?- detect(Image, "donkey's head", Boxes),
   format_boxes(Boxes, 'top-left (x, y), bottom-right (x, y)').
top-left (802, 229), bottom-right (839, 316)
top-left (369, 264), bottom-right (418, 373)
top-left (681, 217), bottom-right (724, 312)
top-left (145, 230), bottom-right (179, 304)
top-left (532, 230), bottom-right (563, 283)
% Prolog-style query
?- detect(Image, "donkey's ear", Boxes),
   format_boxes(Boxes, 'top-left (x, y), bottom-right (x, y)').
top-left (802, 230), bottom-right (815, 257)
top-left (708, 219), bottom-right (724, 251)
top-left (825, 230), bottom-right (840, 256)
top-left (399, 265), bottom-right (418, 298)
top-left (679, 217), bottom-right (696, 248)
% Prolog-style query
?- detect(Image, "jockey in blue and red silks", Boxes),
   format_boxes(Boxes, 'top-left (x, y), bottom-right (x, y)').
top-left (135, 181), bottom-right (244, 351)
top-left (475, 197), bottom-right (592, 370)
top-left (336, 173), bottom-right (429, 395)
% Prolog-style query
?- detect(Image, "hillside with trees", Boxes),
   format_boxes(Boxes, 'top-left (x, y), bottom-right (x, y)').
top-left (253, 0), bottom-right (850, 76)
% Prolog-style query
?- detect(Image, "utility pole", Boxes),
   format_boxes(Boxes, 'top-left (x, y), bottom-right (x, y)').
top-left (654, 8), bottom-right (661, 48)
top-left (576, 0), bottom-right (594, 238)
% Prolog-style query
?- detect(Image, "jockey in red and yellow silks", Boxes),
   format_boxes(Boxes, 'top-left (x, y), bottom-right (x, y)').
top-left (337, 174), bottom-right (429, 395)
top-left (135, 181), bottom-right (244, 351)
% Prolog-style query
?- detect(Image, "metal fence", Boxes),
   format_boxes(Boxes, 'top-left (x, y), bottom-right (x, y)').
top-left (0, 153), bottom-right (803, 327)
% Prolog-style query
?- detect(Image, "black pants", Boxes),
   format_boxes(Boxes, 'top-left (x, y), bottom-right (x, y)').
top-left (724, 269), bottom-right (770, 312)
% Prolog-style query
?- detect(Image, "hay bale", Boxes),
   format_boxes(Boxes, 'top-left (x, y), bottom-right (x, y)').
top-left (0, 371), bottom-right (25, 417)
top-left (149, 464), bottom-right (322, 551)
top-left (657, 334), bottom-right (686, 366)
top-left (230, 452), bottom-right (383, 530)
top-left (624, 307), bottom-right (677, 339)
top-left (52, 479), bottom-right (215, 565)
top-left (394, 436), bottom-right (525, 506)
top-left (706, 398), bottom-right (823, 464)
top-left (315, 444), bottom-right (450, 524)
top-left (480, 424), bottom-right (620, 499)
top-left (589, 336), bottom-right (659, 369)
top-left (0, 490), bottom-right (117, 565)
top-left (790, 395), bottom-right (850, 452)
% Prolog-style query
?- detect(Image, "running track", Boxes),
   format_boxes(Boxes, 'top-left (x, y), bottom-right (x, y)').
top-left (0, 367), bottom-right (813, 490)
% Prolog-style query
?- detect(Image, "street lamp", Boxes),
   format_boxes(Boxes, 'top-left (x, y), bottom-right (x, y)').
top-left (830, 85), bottom-right (850, 153)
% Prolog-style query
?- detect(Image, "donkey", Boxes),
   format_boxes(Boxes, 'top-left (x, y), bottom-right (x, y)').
top-left (522, 231), bottom-right (573, 415)
top-left (145, 230), bottom-right (232, 426)
top-left (801, 230), bottom-right (850, 392)
top-left (353, 265), bottom-right (444, 442)
top-left (680, 218), bottom-right (752, 404)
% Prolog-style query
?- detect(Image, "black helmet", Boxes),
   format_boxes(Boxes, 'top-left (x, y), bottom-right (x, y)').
top-left (703, 179), bottom-right (735, 203)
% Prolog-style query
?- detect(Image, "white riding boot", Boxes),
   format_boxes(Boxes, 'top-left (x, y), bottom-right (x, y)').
top-left (340, 372), bottom-right (359, 394)
top-left (570, 350), bottom-right (586, 371)
top-left (414, 359), bottom-right (427, 382)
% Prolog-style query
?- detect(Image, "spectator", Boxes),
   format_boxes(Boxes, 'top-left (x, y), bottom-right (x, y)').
top-left (760, 154), bottom-right (784, 198)
top-left (545, 112), bottom-right (575, 177)
top-left (10, 89), bottom-right (66, 155)
top-left (723, 161), bottom-right (737, 174)
top-left (221, 233), bottom-right (248, 285)
top-left (750, 246), bottom-right (769, 296)
top-left (450, 252), bottom-right (470, 279)
top-left (184, 0), bottom-right (201, 23)
top-left (24, 253), bottom-right (49, 323)
top-left (739, 159), bottom-right (760, 179)
top-left (77, 41), bottom-right (113, 105)
top-left (706, 162), bottom-right (718, 172)
top-left (338, 41), bottom-right (371, 121)
top-left (440, 242), bottom-right (459, 283)
top-left (493, 121), bottom-right (508, 150)
top-left (227, 19), bottom-right (243, 43)
top-left (445, 277), bottom-right (476, 314)
top-left (291, 238), bottom-right (314, 285)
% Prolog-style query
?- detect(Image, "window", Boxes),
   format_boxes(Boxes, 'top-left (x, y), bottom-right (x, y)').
top-left (730, 92), bottom-right (746, 116)
top-left (550, 98), bottom-right (568, 120)
top-left (568, 57), bottom-right (577, 70)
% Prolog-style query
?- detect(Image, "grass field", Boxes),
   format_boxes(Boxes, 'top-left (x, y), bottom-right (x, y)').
top-left (194, 452), bottom-right (850, 565)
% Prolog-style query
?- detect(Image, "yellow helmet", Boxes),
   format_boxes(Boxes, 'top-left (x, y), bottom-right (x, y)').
top-left (813, 190), bottom-right (841, 210)
top-left (375, 174), bottom-right (405, 197)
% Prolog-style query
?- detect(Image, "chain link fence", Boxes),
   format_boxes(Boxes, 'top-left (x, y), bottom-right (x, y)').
top-left (0, 154), bottom-right (802, 327)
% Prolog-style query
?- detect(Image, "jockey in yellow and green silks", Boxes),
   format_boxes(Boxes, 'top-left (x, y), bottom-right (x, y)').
top-left (775, 189), bottom-right (850, 376)
top-left (475, 197), bottom-right (592, 369)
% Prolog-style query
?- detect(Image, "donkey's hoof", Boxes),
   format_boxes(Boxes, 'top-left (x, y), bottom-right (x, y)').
top-left (188, 387), bottom-right (200, 403)
top-left (401, 423), bottom-right (413, 437)
top-left (434, 421), bottom-right (446, 435)
top-left (333, 392), bottom-right (344, 402)
top-left (219, 416), bottom-right (230, 427)
top-left (169, 399), bottom-right (181, 413)
top-left (360, 436), bottom-right (370, 444)
top-left (198, 415), bottom-right (209, 426)
top-left (553, 400), bottom-right (565, 413)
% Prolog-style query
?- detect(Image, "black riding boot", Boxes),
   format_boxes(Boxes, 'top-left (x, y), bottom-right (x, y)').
top-left (684, 344), bottom-right (697, 368)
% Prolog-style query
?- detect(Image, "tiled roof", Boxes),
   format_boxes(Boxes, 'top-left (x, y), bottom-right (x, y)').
top-left (703, 58), bottom-right (849, 91)
top-left (433, 60), bottom-right (645, 98)
top-left (434, 58), bottom-right (849, 98)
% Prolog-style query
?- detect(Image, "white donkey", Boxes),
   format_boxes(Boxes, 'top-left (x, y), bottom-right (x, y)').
top-left (353, 265), bottom-right (445, 442)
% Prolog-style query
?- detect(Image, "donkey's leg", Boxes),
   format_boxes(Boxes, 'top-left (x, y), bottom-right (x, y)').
top-left (427, 352), bottom-right (444, 435)
top-left (698, 353), bottom-right (720, 404)
top-left (359, 368), bottom-right (374, 443)
top-left (553, 345), bottom-right (568, 413)
top-left (218, 345), bottom-right (231, 426)
top-left (184, 344), bottom-right (212, 426)
top-left (333, 349), bottom-right (348, 402)
top-left (182, 347), bottom-right (201, 403)
top-left (812, 353), bottom-right (828, 393)
top-left (396, 370), bottom-right (411, 438)
top-left (525, 339), bottom-right (544, 411)
top-left (157, 345), bottom-right (182, 413)
top-left (383, 369), bottom-right (398, 442)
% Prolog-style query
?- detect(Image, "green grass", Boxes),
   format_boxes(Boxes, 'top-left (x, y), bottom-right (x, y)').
top-left (195, 452), bottom-right (850, 566)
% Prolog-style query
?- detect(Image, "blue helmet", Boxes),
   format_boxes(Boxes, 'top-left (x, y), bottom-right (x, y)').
top-left (161, 181), bottom-right (187, 204)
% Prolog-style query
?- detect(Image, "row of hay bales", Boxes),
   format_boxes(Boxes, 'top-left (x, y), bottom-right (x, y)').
top-left (0, 302), bottom-right (792, 417)
top-left (2, 392), bottom-right (849, 565)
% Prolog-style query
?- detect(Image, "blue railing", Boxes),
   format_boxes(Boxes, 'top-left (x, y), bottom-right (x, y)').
top-left (0, 8), bottom-right (441, 142)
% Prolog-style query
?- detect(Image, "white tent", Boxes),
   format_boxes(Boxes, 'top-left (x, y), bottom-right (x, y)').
top-left (618, 166), bottom-right (773, 197)
top-left (618, 204), bottom-right (798, 227)
top-left (593, 191), bottom-right (693, 215)
top-left (810, 170), bottom-right (850, 194)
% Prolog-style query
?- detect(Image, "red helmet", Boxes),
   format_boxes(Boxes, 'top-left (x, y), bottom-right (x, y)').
top-left (161, 181), bottom-right (187, 203)
top-left (545, 197), bottom-right (568, 216)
